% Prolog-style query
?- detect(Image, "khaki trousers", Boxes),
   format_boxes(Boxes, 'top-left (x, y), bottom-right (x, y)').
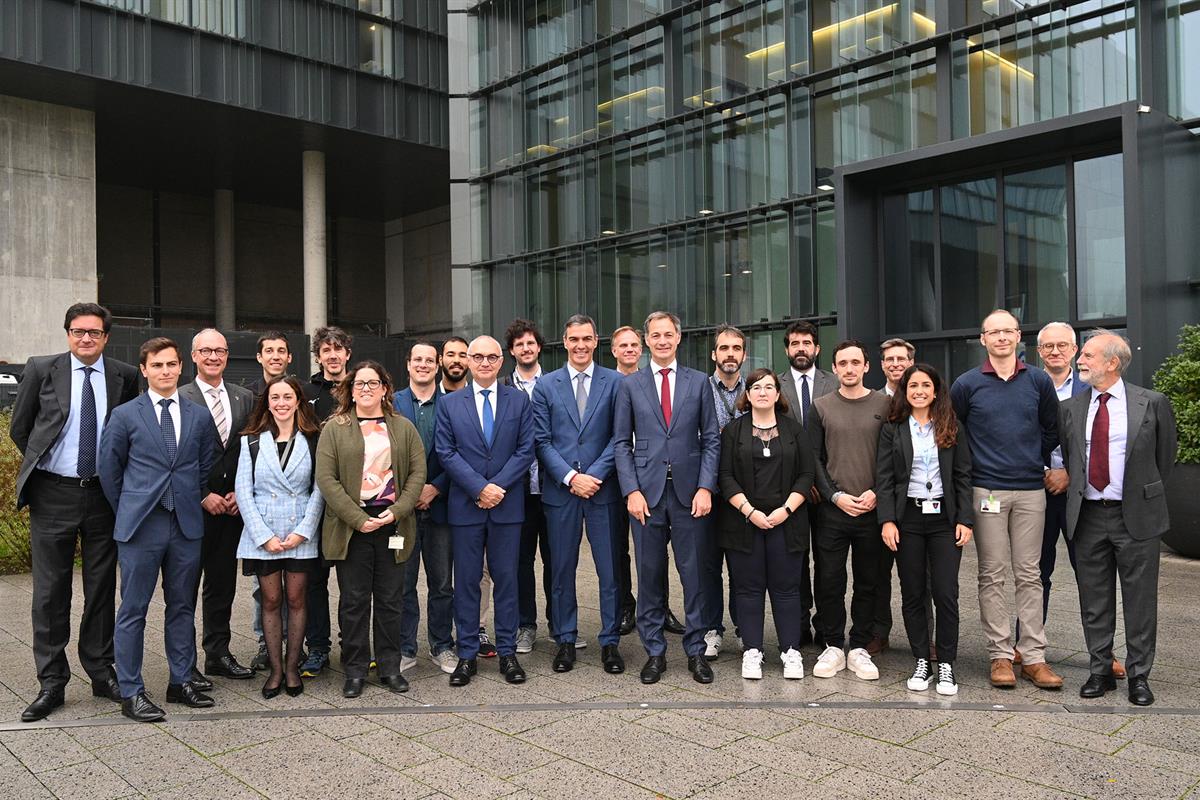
top-left (972, 487), bottom-right (1047, 663)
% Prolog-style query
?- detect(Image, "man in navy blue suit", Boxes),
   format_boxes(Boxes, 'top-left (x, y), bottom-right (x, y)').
top-left (435, 335), bottom-right (536, 686)
top-left (99, 337), bottom-right (219, 721)
top-left (614, 311), bottom-right (721, 685)
top-left (532, 314), bottom-right (624, 675)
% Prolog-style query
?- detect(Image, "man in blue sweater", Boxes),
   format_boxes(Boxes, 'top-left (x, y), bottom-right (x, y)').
top-left (950, 310), bottom-right (1063, 691)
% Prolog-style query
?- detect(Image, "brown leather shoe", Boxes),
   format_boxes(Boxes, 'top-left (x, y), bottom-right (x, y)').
top-left (1112, 659), bottom-right (1127, 679)
top-left (990, 658), bottom-right (1017, 688)
top-left (1021, 662), bottom-right (1064, 689)
top-left (1012, 648), bottom-right (1022, 665)
top-left (866, 636), bottom-right (888, 656)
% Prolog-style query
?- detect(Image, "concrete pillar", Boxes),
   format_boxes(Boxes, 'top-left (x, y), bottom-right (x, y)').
top-left (302, 150), bottom-right (327, 371)
top-left (214, 188), bottom-right (235, 330)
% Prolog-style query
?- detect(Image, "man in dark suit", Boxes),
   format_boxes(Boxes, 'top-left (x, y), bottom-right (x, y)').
top-left (532, 314), bottom-right (624, 674)
top-left (1060, 330), bottom-right (1177, 706)
top-left (179, 328), bottom-right (255, 683)
top-left (435, 335), bottom-right (535, 686)
top-left (9, 303), bottom-right (139, 722)
top-left (614, 310), bottom-right (721, 685)
top-left (99, 337), bottom-right (220, 721)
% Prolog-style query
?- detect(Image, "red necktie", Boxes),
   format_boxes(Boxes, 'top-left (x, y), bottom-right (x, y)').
top-left (1088, 392), bottom-right (1110, 492)
top-left (659, 368), bottom-right (672, 427)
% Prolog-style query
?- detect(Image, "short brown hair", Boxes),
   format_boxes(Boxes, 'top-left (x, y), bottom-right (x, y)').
top-left (139, 337), bottom-right (180, 365)
top-left (880, 338), bottom-right (915, 359)
top-left (610, 326), bottom-right (641, 342)
top-left (734, 368), bottom-right (790, 415)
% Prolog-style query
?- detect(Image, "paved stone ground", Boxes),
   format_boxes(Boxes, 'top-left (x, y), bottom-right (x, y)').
top-left (2, 541), bottom-right (1200, 799)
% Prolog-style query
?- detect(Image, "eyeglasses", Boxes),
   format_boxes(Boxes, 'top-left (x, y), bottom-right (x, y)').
top-left (983, 328), bottom-right (1020, 338)
top-left (68, 328), bottom-right (105, 340)
top-left (470, 354), bottom-right (503, 365)
top-left (1037, 342), bottom-right (1075, 352)
top-left (196, 347), bottom-right (229, 357)
top-left (352, 379), bottom-right (383, 391)
top-left (749, 384), bottom-right (778, 393)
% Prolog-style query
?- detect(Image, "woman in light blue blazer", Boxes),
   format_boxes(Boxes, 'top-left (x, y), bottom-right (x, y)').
top-left (235, 375), bottom-right (324, 699)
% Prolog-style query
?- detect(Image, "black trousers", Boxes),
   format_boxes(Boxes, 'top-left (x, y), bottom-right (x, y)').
top-left (894, 502), bottom-right (962, 664)
top-left (518, 490), bottom-right (553, 631)
top-left (192, 510), bottom-right (242, 660)
top-left (813, 504), bottom-right (882, 650)
top-left (725, 530), bottom-right (806, 652)
top-left (335, 526), bottom-right (405, 678)
top-left (27, 473), bottom-right (118, 690)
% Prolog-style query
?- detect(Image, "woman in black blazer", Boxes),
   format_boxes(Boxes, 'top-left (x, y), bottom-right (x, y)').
top-left (876, 364), bottom-right (973, 696)
top-left (718, 368), bottom-right (815, 681)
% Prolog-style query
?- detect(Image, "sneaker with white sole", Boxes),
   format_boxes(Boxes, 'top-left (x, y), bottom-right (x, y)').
top-left (703, 630), bottom-right (722, 660)
top-left (432, 650), bottom-right (458, 675)
top-left (812, 646), bottom-right (846, 678)
top-left (576, 637), bottom-right (587, 649)
top-left (936, 662), bottom-right (958, 696)
top-left (906, 658), bottom-right (931, 691)
top-left (400, 655), bottom-right (418, 672)
top-left (516, 627), bottom-right (536, 654)
top-left (742, 648), bottom-right (764, 679)
top-left (846, 647), bottom-right (880, 681)
top-left (781, 648), bottom-right (804, 680)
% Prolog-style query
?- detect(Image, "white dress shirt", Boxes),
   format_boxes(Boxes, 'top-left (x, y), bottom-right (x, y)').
top-left (651, 359), bottom-right (678, 415)
top-left (195, 378), bottom-right (231, 440)
top-left (1048, 371), bottom-right (1075, 470)
top-left (1083, 378), bottom-right (1127, 501)
top-left (472, 380), bottom-right (498, 430)
top-left (562, 362), bottom-right (596, 486)
top-left (147, 388), bottom-right (182, 446)
top-left (789, 365), bottom-right (817, 424)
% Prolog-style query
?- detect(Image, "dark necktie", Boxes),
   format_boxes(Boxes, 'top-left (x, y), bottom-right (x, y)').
top-left (77, 366), bottom-right (97, 477)
top-left (801, 375), bottom-right (812, 428)
top-left (1088, 392), bottom-right (1110, 492)
top-left (159, 398), bottom-right (177, 511)
top-left (659, 368), bottom-right (672, 427)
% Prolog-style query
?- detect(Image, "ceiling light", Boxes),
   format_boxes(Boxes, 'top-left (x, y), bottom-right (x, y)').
top-left (601, 229), bottom-right (617, 235)
top-left (699, 209), bottom-right (714, 216)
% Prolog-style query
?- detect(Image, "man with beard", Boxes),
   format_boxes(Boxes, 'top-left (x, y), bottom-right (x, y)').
top-left (440, 337), bottom-right (470, 394)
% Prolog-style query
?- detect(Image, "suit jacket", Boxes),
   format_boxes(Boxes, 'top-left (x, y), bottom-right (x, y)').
top-left (99, 393), bottom-right (219, 542)
top-left (532, 365), bottom-right (620, 507)
top-left (777, 366), bottom-right (836, 424)
top-left (875, 418), bottom-right (974, 528)
top-left (234, 430), bottom-right (324, 560)
top-left (179, 380), bottom-right (254, 496)
top-left (434, 382), bottom-right (535, 526)
top-left (9, 352), bottom-right (139, 509)
top-left (393, 386), bottom-right (451, 525)
top-left (1060, 382), bottom-right (1178, 541)
top-left (613, 364), bottom-right (720, 507)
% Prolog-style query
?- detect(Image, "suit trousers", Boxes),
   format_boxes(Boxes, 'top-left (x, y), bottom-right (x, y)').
top-left (335, 526), bottom-right (405, 678)
top-left (303, 554), bottom-right (333, 652)
top-left (724, 529), bottom-right (805, 652)
top-left (115, 507), bottom-right (202, 696)
top-left (27, 474), bottom-right (118, 690)
top-left (1074, 502), bottom-right (1160, 678)
top-left (192, 510), bottom-right (243, 660)
top-left (400, 512), bottom-right (456, 657)
top-left (616, 523), bottom-right (674, 617)
top-left (700, 500), bottom-right (738, 636)
top-left (546, 499), bottom-right (622, 646)
top-left (894, 503), bottom-right (962, 664)
top-left (453, 520), bottom-right (521, 659)
top-left (813, 504), bottom-right (883, 651)
top-left (518, 490), bottom-right (553, 632)
top-left (973, 487), bottom-right (1047, 663)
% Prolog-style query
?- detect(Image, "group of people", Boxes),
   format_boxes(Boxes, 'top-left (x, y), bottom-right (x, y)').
top-left (9, 302), bottom-right (1177, 724)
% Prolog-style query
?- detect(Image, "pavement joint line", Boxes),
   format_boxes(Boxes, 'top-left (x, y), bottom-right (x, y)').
top-left (0, 698), bottom-right (1187, 732)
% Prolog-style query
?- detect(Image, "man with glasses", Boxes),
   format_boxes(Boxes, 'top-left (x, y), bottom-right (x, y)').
top-left (10, 303), bottom-right (139, 721)
top-left (951, 310), bottom-right (1063, 690)
top-left (880, 339), bottom-right (915, 398)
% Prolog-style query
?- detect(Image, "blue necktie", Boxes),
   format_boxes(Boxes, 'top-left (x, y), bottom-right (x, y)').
top-left (480, 389), bottom-right (494, 446)
top-left (158, 398), bottom-right (176, 512)
top-left (76, 366), bottom-right (97, 478)
top-left (801, 375), bottom-right (811, 428)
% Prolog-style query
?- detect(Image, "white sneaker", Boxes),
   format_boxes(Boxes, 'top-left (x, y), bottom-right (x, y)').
top-left (846, 648), bottom-right (880, 681)
top-left (781, 648), bottom-right (805, 680)
top-left (812, 646), bottom-right (846, 678)
top-left (399, 655), bottom-right (418, 672)
top-left (576, 637), bottom-right (587, 650)
top-left (742, 649), bottom-right (764, 679)
top-left (936, 662), bottom-right (959, 696)
top-left (516, 627), bottom-right (536, 654)
top-left (704, 630), bottom-right (722, 660)
top-left (431, 650), bottom-right (458, 675)
top-left (906, 658), bottom-right (931, 691)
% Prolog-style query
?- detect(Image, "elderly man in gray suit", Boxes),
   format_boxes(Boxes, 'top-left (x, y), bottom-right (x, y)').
top-left (1059, 330), bottom-right (1177, 706)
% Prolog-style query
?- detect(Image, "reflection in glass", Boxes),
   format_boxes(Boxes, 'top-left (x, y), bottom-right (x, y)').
top-left (358, 19), bottom-right (392, 75)
top-left (1004, 165), bottom-right (1068, 325)
top-left (1075, 154), bottom-right (1126, 320)
top-left (940, 178), bottom-right (998, 330)
top-left (1167, 0), bottom-right (1200, 118)
top-left (883, 189), bottom-right (936, 333)
top-left (811, 0), bottom-right (937, 71)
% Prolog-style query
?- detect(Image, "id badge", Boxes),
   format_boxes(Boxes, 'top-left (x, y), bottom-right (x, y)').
top-left (388, 535), bottom-right (405, 551)
top-left (980, 494), bottom-right (1001, 514)
top-left (921, 499), bottom-right (941, 515)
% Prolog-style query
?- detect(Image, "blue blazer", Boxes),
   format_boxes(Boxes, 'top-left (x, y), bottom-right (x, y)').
top-left (613, 365), bottom-right (720, 508)
top-left (434, 383), bottom-right (535, 526)
top-left (234, 431), bottom-right (324, 561)
top-left (532, 365), bottom-right (620, 507)
top-left (99, 393), bottom-right (218, 542)
top-left (394, 386), bottom-right (450, 525)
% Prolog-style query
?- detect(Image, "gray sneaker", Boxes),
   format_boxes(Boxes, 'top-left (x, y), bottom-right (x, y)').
top-left (250, 643), bottom-right (269, 671)
top-left (516, 627), bottom-right (536, 654)
top-left (432, 650), bottom-right (458, 675)
top-left (400, 655), bottom-right (418, 672)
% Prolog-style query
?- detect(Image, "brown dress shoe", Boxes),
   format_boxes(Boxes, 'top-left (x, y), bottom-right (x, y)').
top-left (990, 658), bottom-right (1017, 688)
top-left (866, 636), bottom-right (888, 656)
top-left (1021, 662), bottom-right (1064, 689)
top-left (1112, 659), bottom-right (1127, 679)
top-left (1012, 648), bottom-right (1022, 665)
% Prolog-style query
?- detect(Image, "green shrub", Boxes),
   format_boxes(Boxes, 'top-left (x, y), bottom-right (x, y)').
top-left (0, 411), bottom-right (33, 573)
top-left (1153, 325), bottom-right (1200, 465)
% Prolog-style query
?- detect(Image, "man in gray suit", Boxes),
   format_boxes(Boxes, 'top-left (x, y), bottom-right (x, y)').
top-left (1060, 330), bottom-right (1177, 706)
top-left (776, 320), bottom-right (836, 646)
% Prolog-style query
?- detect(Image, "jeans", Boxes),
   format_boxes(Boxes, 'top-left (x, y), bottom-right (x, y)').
top-left (400, 513), bottom-right (455, 657)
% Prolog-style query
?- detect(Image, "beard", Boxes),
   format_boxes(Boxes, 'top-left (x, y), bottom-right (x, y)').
top-left (718, 360), bottom-right (741, 375)
top-left (443, 364), bottom-right (467, 381)
top-left (789, 352), bottom-right (814, 371)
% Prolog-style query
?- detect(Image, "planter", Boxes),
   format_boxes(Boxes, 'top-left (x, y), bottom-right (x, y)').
top-left (1163, 463), bottom-right (1200, 558)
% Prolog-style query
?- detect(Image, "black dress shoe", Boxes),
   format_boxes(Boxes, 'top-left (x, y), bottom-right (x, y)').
top-left (499, 655), bottom-right (526, 684)
top-left (188, 668), bottom-right (215, 692)
top-left (640, 655), bottom-right (666, 684)
top-left (552, 642), bottom-right (577, 673)
top-left (664, 611), bottom-right (685, 635)
top-left (167, 682), bottom-right (214, 708)
top-left (262, 679), bottom-right (282, 699)
top-left (380, 674), bottom-right (410, 694)
top-left (688, 655), bottom-right (714, 684)
top-left (285, 680), bottom-right (304, 697)
top-left (1128, 676), bottom-right (1155, 706)
top-left (91, 669), bottom-right (122, 702)
top-left (1079, 673), bottom-right (1117, 698)
top-left (21, 689), bottom-right (64, 722)
top-left (122, 691), bottom-right (166, 723)
top-left (343, 678), bottom-right (365, 698)
top-left (602, 644), bottom-right (625, 674)
top-left (205, 654), bottom-right (254, 680)
top-left (449, 658), bottom-right (477, 686)
top-left (618, 608), bottom-right (636, 636)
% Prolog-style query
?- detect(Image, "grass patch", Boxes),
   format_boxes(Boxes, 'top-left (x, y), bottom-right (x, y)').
top-left (0, 410), bottom-right (33, 574)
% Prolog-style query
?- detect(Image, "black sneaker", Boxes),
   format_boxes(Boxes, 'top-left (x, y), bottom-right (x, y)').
top-left (906, 658), bottom-right (931, 691)
top-left (478, 628), bottom-right (497, 658)
top-left (250, 643), bottom-right (269, 672)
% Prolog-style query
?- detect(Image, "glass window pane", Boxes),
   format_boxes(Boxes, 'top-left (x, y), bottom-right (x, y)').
top-left (1004, 164), bottom-right (1068, 324)
top-left (940, 178), bottom-right (998, 330)
top-left (1075, 153), bottom-right (1126, 320)
top-left (883, 189), bottom-right (936, 333)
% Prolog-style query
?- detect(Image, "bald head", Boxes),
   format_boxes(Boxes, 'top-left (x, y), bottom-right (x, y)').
top-left (468, 335), bottom-right (503, 387)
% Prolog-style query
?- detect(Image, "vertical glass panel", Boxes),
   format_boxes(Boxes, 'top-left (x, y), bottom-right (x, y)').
top-left (1003, 164), bottom-right (1068, 325)
top-left (1075, 153), bottom-right (1126, 320)
top-left (940, 178), bottom-right (998, 330)
top-left (883, 189), bottom-right (936, 333)
top-left (791, 207), bottom-right (816, 317)
top-left (815, 206), bottom-right (838, 315)
top-left (1167, 0), bottom-right (1200, 118)
top-left (358, 19), bottom-right (392, 75)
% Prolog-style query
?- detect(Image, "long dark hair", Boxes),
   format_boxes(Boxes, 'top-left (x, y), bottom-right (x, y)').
top-left (242, 375), bottom-right (320, 437)
top-left (332, 360), bottom-right (396, 420)
top-left (887, 363), bottom-right (958, 449)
